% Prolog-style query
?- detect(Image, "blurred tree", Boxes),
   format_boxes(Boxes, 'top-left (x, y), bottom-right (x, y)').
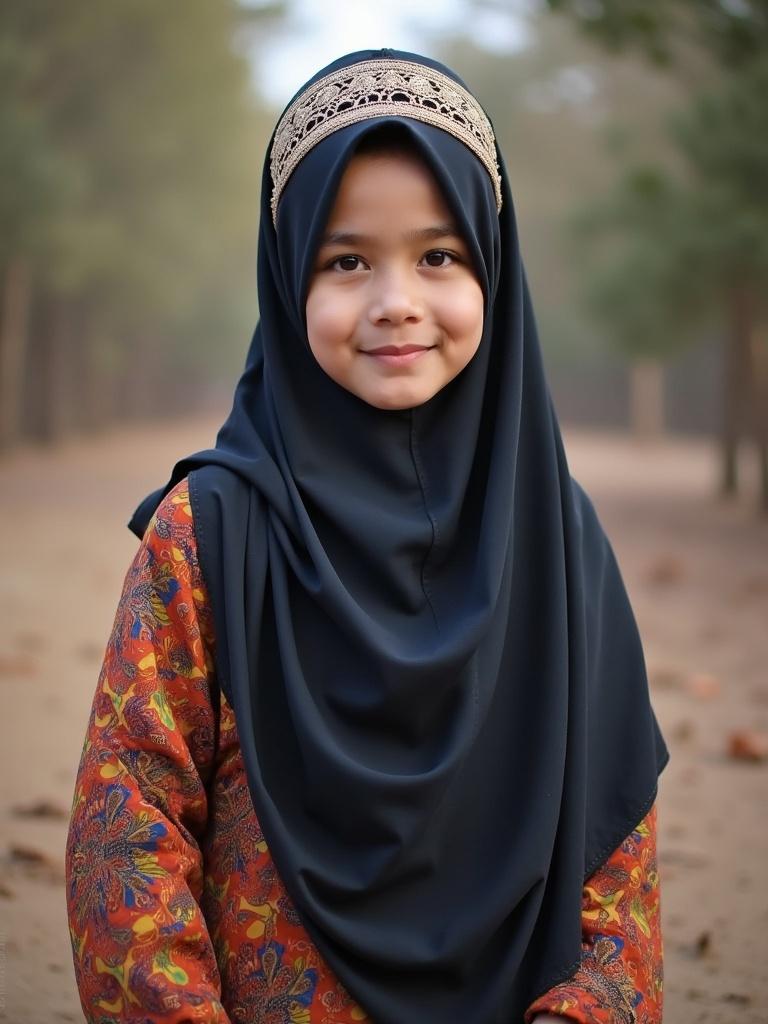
top-left (438, 17), bottom-right (684, 360)
top-left (545, 0), bottom-right (768, 69)
top-left (438, 10), bottom-right (688, 430)
top-left (0, 0), bottom-right (280, 448)
top-left (545, 0), bottom-right (768, 510)
top-left (0, 30), bottom-right (79, 446)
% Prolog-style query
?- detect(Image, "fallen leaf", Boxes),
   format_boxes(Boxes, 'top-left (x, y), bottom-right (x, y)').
top-left (695, 931), bottom-right (712, 957)
top-left (7, 843), bottom-right (64, 884)
top-left (0, 881), bottom-right (14, 899)
top-left (646, 554), bottom-right (685, 585)
top-left (727, 730), bottom-right (768, 763)
top-left (12, 799), bottom-right (68, 821)
top-left (684, 673), bottom-right (721, 700)
top-left (0, 654), bottom-right (39, 679)
top-left (721, 992), bottom-right (752, 1006)
top-left (9, 843), bottom-right (53, 866)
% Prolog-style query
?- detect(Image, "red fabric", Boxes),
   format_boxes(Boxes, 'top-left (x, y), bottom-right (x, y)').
top-left (67, 481), bottom-right (662, 1023)
top-left (524, 804), bottom-right (662, 1023)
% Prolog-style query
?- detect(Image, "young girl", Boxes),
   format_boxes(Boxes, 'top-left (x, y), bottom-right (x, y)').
top-left (66, 49), bottom-right (667, 1024)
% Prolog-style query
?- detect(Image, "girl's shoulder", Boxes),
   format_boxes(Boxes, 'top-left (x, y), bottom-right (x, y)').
top-left (132, 476), bottom-right (215, 652)
top-left (139, 477), bottom-right (206, 596)
top-left (143, 477), bottom-right (195, 545)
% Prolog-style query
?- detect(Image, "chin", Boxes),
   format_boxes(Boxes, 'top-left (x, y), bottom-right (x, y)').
top-left (359, 382), bottom-right (438, 411)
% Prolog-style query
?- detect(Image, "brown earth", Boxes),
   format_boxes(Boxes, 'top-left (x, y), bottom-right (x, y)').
top-left (0, 421), bottom-right (766, 1024)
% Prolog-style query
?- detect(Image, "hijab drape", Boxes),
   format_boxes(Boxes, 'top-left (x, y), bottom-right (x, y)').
top-left (130, 49), bottom-right (667, 1024)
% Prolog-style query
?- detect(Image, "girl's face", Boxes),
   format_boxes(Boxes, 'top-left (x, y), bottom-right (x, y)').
top-left (305, 150), bottom-right (484, 410)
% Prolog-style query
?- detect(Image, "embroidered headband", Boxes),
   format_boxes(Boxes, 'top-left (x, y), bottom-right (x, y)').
top-left (269, 58), bottom-right (503, 224)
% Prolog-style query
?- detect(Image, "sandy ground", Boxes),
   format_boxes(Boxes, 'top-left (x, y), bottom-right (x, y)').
top-left (0, 419), bottom-right (766, 1024)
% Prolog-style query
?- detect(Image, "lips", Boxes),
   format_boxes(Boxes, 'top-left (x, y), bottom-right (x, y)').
top-left (364, 344), bottom-right (432, 355)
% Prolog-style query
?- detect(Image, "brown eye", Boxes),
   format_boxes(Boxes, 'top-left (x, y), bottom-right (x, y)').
top-left (422, 250), bottom-right (453, 268)
top-left (333, 255), bottom-right (363, 272)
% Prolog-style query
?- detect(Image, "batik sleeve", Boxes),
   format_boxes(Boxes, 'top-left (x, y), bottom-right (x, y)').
top-left (65, 481), bottom-right (231, 1023)
top-left (526, 805), bottom-right (663, 1024)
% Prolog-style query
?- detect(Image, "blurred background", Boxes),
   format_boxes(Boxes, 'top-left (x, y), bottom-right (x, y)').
top-left (0, 2), bottom-right (766, 1023)
top-left (1, 0), bottom-right (767, 493)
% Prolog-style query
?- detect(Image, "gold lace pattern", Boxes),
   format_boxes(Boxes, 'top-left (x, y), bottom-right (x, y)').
top-left (269, 59), bottom-right (502, 223)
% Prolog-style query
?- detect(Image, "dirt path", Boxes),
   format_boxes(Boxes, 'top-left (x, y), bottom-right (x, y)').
top-left (0, 422), bottom-right (766, 1023)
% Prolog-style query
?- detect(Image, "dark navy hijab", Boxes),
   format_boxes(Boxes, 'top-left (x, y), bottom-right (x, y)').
top-left (130, 49), bottom-right (667, 1024)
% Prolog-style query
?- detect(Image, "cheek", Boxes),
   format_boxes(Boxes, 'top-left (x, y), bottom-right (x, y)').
top-left (305, 286), bottom-right (357, 354)
top-left (440, 279), bottom-right (485, 346)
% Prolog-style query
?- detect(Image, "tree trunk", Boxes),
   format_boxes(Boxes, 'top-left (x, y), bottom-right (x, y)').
top-left (758, 439), bottom-right (768, 515)
top-left (629, 358), bottom-right (665, 441)
top-left (119, 333), bottom-right (157, 422)
top-left (30, 293), bottom-right (78, 444)
top-left (0, 257), bottom-right (32, 450)
top-left (721, 290), bottom-right (752, 498)
top-left (752, 325), bottom-right (768, 515)
top-left (71, 313), bottom-right (113, 433)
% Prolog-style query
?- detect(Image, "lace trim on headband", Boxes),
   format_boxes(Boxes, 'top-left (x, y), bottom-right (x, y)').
top-left (269, 59), bottom-right (502, 224)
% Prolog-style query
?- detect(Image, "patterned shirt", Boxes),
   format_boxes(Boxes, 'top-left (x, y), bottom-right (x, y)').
top-left (66, 481), bottom-right (663, 1023)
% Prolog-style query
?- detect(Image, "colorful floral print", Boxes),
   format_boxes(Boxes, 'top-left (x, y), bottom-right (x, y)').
top-left (66, 481), bottom-right (661, 1023)
top-left (525, 808), bottom-right (663, 1023)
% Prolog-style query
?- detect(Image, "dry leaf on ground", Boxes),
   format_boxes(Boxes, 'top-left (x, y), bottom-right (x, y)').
top-left (684, 673), bottom-right (721, 700)
top-left (727, 729), bottom-right (768, 762)
top-left (12, 799), bottom-right (68, 820)
top-left (646, 554), bottom-right (686, 585)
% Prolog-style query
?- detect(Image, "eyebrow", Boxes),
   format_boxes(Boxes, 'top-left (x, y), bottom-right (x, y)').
top-left (318, 224), bottom-right (462, 247)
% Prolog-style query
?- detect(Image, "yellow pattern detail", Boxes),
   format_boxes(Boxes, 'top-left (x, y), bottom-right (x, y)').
top-left (238, 896), bottom-right (275, 939)
top-left (102, 677), bottom-right (137, 729)
top-left (96, 948), bottom-right (139, 1006)
top-left (583, 886), bottom-right (625, 925)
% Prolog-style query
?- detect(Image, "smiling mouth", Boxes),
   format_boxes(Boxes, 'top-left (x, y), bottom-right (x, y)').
top-left (366, 344), bottom-right (431, 355)
top-left (363, 344), bottom-right (435, 365)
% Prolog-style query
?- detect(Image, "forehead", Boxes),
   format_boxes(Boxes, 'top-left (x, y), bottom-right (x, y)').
top-left (324, 151), bottom-right (453, 228)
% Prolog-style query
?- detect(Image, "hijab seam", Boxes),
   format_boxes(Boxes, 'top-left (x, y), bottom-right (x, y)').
top-left (407, 410), bottom-right (440, 634)
top-left (583, 778), bottom-right (664, 880)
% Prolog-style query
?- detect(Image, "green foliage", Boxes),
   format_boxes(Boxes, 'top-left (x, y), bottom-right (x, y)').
top-left (0, 30), bottom-right (81, 263)
top-left (439, 12), bottom-right (688, 367)
top-left (572, 167), bottom-right (695, 356)
top-left (0, 0), bottom-right (275, 413)
top-left (541, 0), bottom-right (768, 366)
top-left (674, 56), bottom-right (768, 288)
top-left (544, 0), bottom-right (768, 68)
top-left (572, 49), bottom-right (768, 357)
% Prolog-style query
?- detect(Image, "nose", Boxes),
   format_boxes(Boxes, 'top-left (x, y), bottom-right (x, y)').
top-left (367, 268), bottom-right (424, 326)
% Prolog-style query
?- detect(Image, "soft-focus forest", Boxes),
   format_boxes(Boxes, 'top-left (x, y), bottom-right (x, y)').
top-left (1, 0), bottom-right (767, 507)
top-left (0, 1), bottom-right (276, 444)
